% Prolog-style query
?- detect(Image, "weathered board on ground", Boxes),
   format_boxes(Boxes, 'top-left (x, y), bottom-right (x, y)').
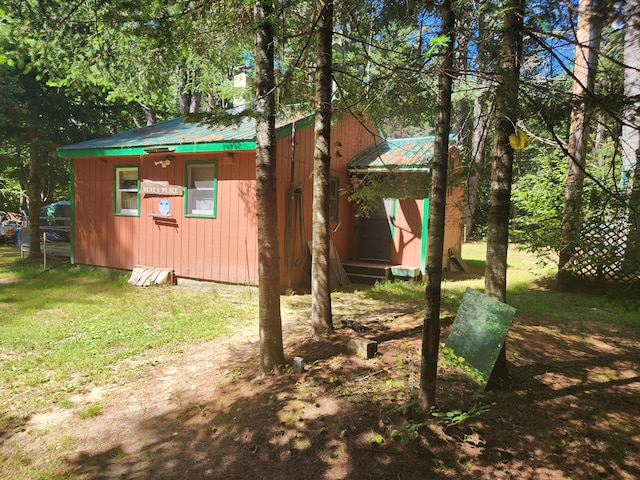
top-left (128, 265), bottom-right (173, 286)
top-left (444, 288), bottom-right (516, 388)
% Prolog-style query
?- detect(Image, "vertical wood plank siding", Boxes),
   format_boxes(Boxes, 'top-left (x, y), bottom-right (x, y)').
top-left (393, 199), bottom-right (424, 265)
top-left (390, 191), bottom-right (463, 269)
top-left (278, 114), bottom-right (380, 287)
top-left (390, 148), bottom-right (464, 269)
top-left (72, 115), bottom-right (379, 288)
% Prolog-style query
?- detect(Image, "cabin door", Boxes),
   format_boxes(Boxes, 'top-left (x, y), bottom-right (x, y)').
top-left (357, 199), bottom-right (393, 262)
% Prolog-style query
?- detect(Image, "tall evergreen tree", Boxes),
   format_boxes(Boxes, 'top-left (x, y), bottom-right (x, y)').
top-left (420, 0), bottom-right (456, 409)
top-left (484, 0), bottom-right (525, 384)
top-left (26, 104), bottom-right (42, 258)
top-left (255, 0), bottom-right (286, 373)
top-left (311, 0), bottom-right (334, 335)
top-left (620, 0), bottom-right (640, 268)
top-left (558, 0), bottom-right (605, 289)
top-left (0, 59), bottom-right (135, 259)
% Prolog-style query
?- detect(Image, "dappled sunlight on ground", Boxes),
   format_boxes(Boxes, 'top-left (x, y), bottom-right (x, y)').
top-left (1, 244), bottom-right (639, 479)
top-left (2, 301), bottom-right (636, 479)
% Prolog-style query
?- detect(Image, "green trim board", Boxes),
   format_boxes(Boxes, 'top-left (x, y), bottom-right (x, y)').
top-left (58, 141), bottom-right (256, 158)
top-left (276, 115), bottom-right (315, 140)
top-left (70, 162), bottom-right (75, 265)
top-left (420, 198), bottom-right (429, 275)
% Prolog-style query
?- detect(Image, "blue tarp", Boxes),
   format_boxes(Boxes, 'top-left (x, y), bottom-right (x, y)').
top-left (36, 201), bottom-right (71, 242)
top-left (8, 201), bottom-right (71, 247)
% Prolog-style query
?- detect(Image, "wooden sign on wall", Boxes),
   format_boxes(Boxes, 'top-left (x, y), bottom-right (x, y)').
top-left (141, 181), bottom-right (184, 196)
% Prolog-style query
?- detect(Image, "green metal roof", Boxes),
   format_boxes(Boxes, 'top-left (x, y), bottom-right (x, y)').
top-left (58, 115), bottom-right (313, 158)
top-left (347, 137), bottom-right (442, 172)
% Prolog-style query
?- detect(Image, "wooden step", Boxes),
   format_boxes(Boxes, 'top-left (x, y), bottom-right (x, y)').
top-left (342, 261), bottom-right (390, 285)
top-left (345, 272), bottom-right (388, 285)
top-left (342, 261), bottom-right (421, 283)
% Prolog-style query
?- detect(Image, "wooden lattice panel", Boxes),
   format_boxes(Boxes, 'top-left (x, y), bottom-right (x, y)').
top-left (563, 221), bottom-right (640, 284)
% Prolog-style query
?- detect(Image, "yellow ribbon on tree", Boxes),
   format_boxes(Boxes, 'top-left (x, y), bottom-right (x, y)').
top-left (509, 130), bottom-right (529, 150)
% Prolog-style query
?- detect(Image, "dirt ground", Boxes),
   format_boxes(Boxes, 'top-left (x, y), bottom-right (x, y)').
top-left (3, 280), bottom-right (640, 479)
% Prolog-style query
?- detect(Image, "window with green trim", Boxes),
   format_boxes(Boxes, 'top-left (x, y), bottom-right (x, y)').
top-left (329, 176), bottom-right (339, 222)
top-left (115, 166), bottom-right (139, 215)
top-left (185, 162), bottom-right (217, 217)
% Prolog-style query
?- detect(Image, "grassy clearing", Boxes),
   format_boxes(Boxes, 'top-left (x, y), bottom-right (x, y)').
top-left (0, 243), bottom-right (638, 480)
top-left (364, 242), bottom-right (639, 328)
top-left (0, 248), bottom-right (256, 419)
top-left (2, 242), bottom-right (637, 425)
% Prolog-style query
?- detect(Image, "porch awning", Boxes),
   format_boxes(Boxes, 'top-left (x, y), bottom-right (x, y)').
top-left (347, 136), bottom-right (453, 173)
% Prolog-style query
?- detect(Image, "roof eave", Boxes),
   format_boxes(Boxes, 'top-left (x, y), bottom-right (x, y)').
top-left (57, 140), bottom-right (257, 158)
top-left (347, 166), bottom-right (431, 174)
top-left (58, 115), bottom-right (314, 159)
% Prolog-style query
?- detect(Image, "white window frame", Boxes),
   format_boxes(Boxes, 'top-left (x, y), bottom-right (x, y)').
top-left (114, 166), bottom-right (139, 216)
top-left (185, 162), bottom-right (217, 218)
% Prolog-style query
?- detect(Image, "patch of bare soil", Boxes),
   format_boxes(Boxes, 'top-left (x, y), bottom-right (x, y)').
top-left (4, 289), bottom-right (640, 480)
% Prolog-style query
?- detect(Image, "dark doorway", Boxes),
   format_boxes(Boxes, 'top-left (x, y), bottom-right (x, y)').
top-left (358, 199), bottom-right (393, 262)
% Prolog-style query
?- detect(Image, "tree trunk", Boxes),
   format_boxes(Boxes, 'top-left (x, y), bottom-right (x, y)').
top-left (451, 14), bottom-right (468, 148)
top-left (620, 0), bottom-right (640, 180)
top-left (143, 104), bottom-right (157, 126)
top-left (620, 0), bottom-right (640, 268)
top-left (464, 80), bottom-right (491, 238)
top-left (419, 0), bottom-right (455, 410)
top-left (178, 66), bottom-right (203, 114)
top-left (627, 165), bottom-right (640, 269)
top-left (311, 0), bottom-right (334, 336)
top-left (189, 84), bottom-right (202, 113)
top-left (593, 95), bottom-right (608, 174)
top-left (557, 0), bottom-right (603, 289)
top-left (255, 0), bottom-right (285, 373)
top-left (28, 107), bottom-right (42, 260)
top-left (484, 0), bottom-right (525, 385)
top-left (178, 67), bottom-right (190, 114)
top-left (461, 8), bottom-right (492, 240)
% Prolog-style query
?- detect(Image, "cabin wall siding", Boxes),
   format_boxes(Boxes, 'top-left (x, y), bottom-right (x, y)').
top-left (392, 199), bottom-right (424, 266)
top-left (73, 151), bottom-right (261, 285)
top-left (389, 191), bottom-right (463, 270)
top-left (70, 114), bottom-right (395, 288)
top-left (331, 115), bottom-right (379, 264)
top-left (276, 114), bottom-right (380, 287)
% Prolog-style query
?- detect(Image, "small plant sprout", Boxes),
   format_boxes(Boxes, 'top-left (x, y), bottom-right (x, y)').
top-left (78, 402), bottom-right (102, 419)
top-left (391, 421), bottom-right (429, 445)
top-left (430, 403), bottom-right (491, 428)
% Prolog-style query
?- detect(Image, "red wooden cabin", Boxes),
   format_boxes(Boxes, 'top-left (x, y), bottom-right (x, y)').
top-left (58, 113), bottom-right (463, 288)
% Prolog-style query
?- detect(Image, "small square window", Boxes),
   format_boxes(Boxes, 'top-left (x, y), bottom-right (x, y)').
top-left (115, 167), bottom-right (139, 215)
top-left (186, 162), bottom-right (217, 217)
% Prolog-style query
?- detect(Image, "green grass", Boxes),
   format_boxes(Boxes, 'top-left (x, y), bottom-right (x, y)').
top-left (1, 242), bottom-right (637, 425)
top-left (77, 402), bottom-right (102, 419)
top-left (0, 247), bottom-right (256, 417)
top-left (362, 242), bottom-right (640, 328)
top-left (1, 243), bottom-right (638, 480)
